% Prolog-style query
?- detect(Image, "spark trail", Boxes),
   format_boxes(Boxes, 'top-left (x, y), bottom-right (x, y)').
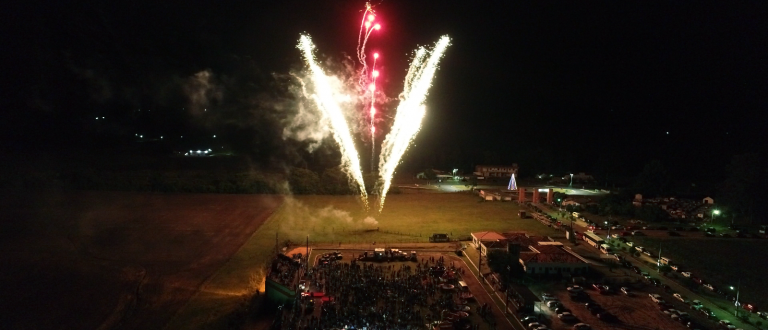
top-left (376, 36), bottom-right (451, 212)
top-left (297, 35), bottom-right (369, 208)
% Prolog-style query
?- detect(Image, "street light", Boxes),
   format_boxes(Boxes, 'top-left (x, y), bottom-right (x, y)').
top-left (712, 209), bottom-right (720, 224)
top-left (731, 280), bottom-right (741, 317)
top-left (569, 173), bottom-right (574, 188)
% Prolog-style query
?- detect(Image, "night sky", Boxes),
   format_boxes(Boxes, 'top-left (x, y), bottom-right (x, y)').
top-left (4, 0), bottom-right (767, 182)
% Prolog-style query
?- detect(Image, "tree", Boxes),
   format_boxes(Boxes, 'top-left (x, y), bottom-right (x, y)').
top-left (635, 205), bottom-right (668, 222)
top-left (424, 168), bottom-right (437, 181)
top-left (487, 250), bottom-right (525, 280)
top-left (631, 160), bottom-right (670, 198)
top-left (721, 153), bottom-right (768, 224)
top-left (288, 167), bottom-right (320, 194)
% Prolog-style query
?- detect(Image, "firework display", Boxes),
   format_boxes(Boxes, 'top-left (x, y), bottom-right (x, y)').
top-left (298, 3), bottom-right (450, 212)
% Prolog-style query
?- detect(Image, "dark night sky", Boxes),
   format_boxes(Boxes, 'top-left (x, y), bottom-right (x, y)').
top-left (3, 0), bottom-right (767, 181)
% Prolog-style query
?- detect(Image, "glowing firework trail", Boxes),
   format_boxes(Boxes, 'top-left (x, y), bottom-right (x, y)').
top-left (369, 53), bottom-right (379, 173)
top-left (297, 35), bottom-right (369, 208)
top-left (376, 36), bottom-right (451, 212)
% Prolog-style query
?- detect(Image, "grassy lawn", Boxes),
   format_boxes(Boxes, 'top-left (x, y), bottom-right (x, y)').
top-left (166, 193), bottom-right (562, 329)
top-left (633, 236), bottom-right (768, 312)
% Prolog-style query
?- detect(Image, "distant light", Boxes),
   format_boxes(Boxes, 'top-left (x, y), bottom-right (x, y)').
top-left (666, 131), bottom-right (669, 135)
top-left (102, 117), bottom-right (105, 119)
top-left (181, 136), bottom-right (183, 138)
top-left (713, 210), bottom-right (721, 215)
top-left (160, 136), bottom-right (163, 139)
top-left (213, 135), bottom-right (216, 138)
top-left (95, 117), bottom-right (99, 120)
top-left (204, 109), bottom-right (207, 112)
top-left (139, 135), bottom-right (143, 138)
top-left (197, 150), bottom-right (201, 153)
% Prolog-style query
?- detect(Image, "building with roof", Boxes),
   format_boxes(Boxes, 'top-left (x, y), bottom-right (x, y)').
top-left (471, 231), bottom-right (506, 251)
top-left (502, 232), bottom-right (588, 276)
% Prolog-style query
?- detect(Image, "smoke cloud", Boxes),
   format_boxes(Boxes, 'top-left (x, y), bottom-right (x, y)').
top-left (183, 69), bottom-right (222, 116)
top-left (278, 197), bottom-right (378, 239)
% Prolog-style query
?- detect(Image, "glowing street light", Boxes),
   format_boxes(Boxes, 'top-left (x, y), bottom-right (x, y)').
top-left (569, 173), bottom-right (574, 188)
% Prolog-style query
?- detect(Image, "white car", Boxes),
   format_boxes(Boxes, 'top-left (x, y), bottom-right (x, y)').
top-left (635, 246), bottom-right (645, 252)
top-left (674, 293), bottom-right (686, 302)
top-left (670, 264), bottom-right (680, 271)
top-left (546, 300), bottom-right (561, 308)
top-left (621, 287), bottom-right (632, 295)
top-left (626, 241), bottom-right (634, 247)
top-left (541, 293), bottom-right (556, 301)
top-left (649, 293), bottom-right (664, 303)
top-left (704, 283), bottom-right (715, 291)
top-left (681, 272), bottom-right (692, 278)
top-left (558, 312), bottom-right (577, 321)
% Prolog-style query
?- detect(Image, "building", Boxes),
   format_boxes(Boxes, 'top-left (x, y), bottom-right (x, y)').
top-left (501, 232), bottom-right (588, 276)
top-left (470, 231), bottom-right (506, 252)
top-left (474, 164), bottom-right (518, 178)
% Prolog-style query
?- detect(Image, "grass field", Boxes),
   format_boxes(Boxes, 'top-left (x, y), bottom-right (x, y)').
top-left (0, 191), bottom-right (282, 330)
top-left (633, 236), bottom-right (768, 312)
top-left (167, 192), bottom-right (564, 329)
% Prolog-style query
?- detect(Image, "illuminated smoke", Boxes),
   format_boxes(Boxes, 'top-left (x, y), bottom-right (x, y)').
top-left (376, 36), bottom-right (451, 212)
top-left (297, 35), bottom-right (369, 208)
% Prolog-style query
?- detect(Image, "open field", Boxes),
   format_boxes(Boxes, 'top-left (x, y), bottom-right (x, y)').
top-left (632, 236), bottom-right (768, 313)
top-left (0, 191), bottom-right (282, 330)
top-left (169, 193), bottom-right (564, 329)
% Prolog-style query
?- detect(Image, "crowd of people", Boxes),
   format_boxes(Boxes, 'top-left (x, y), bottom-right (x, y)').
top-left (274, 255), bottom-right (487, 330)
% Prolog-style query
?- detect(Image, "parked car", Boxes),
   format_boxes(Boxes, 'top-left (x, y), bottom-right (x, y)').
top-left (643, 250), bottom-right (653, 256)
top-left (649, 293), bottom-right (664, 303)
top-left (632, 266), bottom-right (642, 274)
top-left (520, 316), bottom-right (538, 324)
top-left (572, 324), bottom-right (591, 330)
top-left (626, 241), bottom-right (634, 247)
top-left (635, 246), bottom-right (645, 252)
top-left (621, 287), bottom-right (633, 296)
top-left (567, 285), bottom-right (584, 293)
top-left (670, 264), bottom-right (680, 271)
top-left (720, 233), bottom-right (732, 238)
top-left (704, 283), bottom-right (715, 291)
top-left (674, 293), bottom-right (687, 302)
top-left (705, 232), bottom-right (716, 237)
top-left (541, 293), bottom-right (556, 301)
top-left (546, 300), bottom-right (561, 308)
top-left (555, 307), bottom-right (571, 315)
top-left (558, 312), bottom-right (577, 322)
top-left (681, 271), bottom-right (692, 278)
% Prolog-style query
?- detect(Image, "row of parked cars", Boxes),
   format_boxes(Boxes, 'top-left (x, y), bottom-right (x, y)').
top-left (621, 237), bottom-right (761, 314)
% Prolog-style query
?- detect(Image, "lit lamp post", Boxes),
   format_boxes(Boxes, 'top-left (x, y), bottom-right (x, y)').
top-left (712, 209), bottom-right (721, 224)
top-left (731, 280), bottom-right (741, 317)
top-left (569, 173), bottom-right (574, 188)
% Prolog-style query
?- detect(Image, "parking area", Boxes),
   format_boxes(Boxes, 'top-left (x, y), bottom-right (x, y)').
top-left (530, 284), bottom-right (690, 330)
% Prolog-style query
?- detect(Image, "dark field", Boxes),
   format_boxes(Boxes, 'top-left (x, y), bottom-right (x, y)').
top-left (0, 191), bottom-right (282, 330)
top-left (633, 236), bottom-right (768, 311)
